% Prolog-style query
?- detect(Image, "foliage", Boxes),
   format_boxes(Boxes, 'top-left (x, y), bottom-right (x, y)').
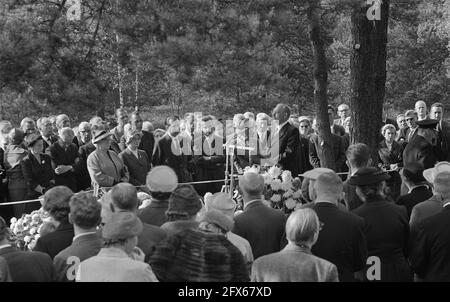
top-left (0, 0), bottom-right (448, 125)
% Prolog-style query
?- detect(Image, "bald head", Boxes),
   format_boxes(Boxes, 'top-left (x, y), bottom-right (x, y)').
top-left (314, 172), bottom-right (343, 202)
top-left (110, 183), bottom-right (139, 212)
top-left (240, 172), bottom-right (264, 200)
top-left (433, 172), bottom-right (450, 200)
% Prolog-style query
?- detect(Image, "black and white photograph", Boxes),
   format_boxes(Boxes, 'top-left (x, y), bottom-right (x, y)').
top-left (0, 0), bottom-right (450, 287)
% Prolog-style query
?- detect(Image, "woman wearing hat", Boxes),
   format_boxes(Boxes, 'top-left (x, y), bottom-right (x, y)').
top-left (87, 130), bottom-right (129, 189)
top-left (149, 211), bottom-right (249, 282)
top-left (119, 130), bottom-right (150, 188)
top-left (3, 128), bottom-right (28, 217)
top-left (377, 124), bottom-right (404, 200)
top-left (349, 167), bottom-right (412, 282)
top-left (160, 184), bottom-right (203, 235)
top-left (21, 133), bottom-right (55, 208)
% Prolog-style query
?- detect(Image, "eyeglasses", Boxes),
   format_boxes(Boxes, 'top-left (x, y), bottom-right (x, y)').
top-left (300, 125), bottom-right (309, 128)
top-left (405, 118), bottom-right (414, 121)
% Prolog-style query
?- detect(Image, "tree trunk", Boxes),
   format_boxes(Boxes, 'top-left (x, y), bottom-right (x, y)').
top-left (306, 0), bottom-right (336, 170)
top-left (350, 0), bottom-right (390, 163)
top-left (116, 32), bottom-right (124, 108)
top-left (135, 59), bottom-right (139, 107)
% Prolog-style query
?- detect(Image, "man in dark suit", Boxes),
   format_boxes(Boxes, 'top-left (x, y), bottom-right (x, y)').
top-left (430, 102), bottom-right (450, 161)
top-left (75, 122), bottom-right (94, 191)
top-left (0, 216), bottom-right (55, 282)
top-left (404, 110), bottom-right (419, 143)
top-left (139, 166), bottom-right (178, 227)
top-left (397, 163), bottom-right (433, 219)
top-left (396, 114), bottom-right (408, 143)
top-left (303, 171), bottom-right (368, 282)
top-left (153, 117), bottom-right (190, 183)
top-left (343, 143), bottom-right (372, 210)
top-left (54, 192), bottom-right (103, 282)
top-left (38, 117), bottom-right (58, 153)
top-left (298, 135), bottom-right (313, 174)
top-left (77, 141), bottom-right (96, 191)
top-left (410, 172), bottom-right (450, 281)
top-left (329, 105), bottom-right (350, 150)
top-left (192, 115), bottom-right (226, 196)
top-left (0, 256), bottom-right (11, 281)
top-left (271, 104), bottom-right (301, 176)
top-left (120, 111), bottom-right (155, 165)
top-left (309, 117), bottom-right (346, 172)
top-left (108, 183), bottom-right (167, 262)
top-left (232, 172), bottom-right (286, 259)
top-left (403, 119), bottom-right (441, 169)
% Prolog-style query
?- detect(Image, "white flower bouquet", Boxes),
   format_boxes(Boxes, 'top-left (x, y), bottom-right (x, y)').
top-left (9, 208), bottom-right (53, 251)
top-left (243, 165), bottom-right (303, 214)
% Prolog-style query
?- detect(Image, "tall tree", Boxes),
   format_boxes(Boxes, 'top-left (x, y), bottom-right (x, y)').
top-left (305, 0), bottom-right (335, 169)
top-left (349, 0), bottom-right (390, 161)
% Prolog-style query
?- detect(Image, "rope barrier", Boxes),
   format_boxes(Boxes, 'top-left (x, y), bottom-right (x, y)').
top-left (0, 190), bottom-right (95, 206)
top-left (0, 199), bottom-right (42, 206)
top-left (335, 169), bottom-right (397, 175)
top-left (0, 169), bottom-right (400, 206)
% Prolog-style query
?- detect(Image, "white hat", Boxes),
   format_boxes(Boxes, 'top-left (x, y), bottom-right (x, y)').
top-left (146, 166), bottom-right (178, 192)
top-left (299, 168), bottom-right (334, 180)
top-left (423, 162), bottom-right (450, 184)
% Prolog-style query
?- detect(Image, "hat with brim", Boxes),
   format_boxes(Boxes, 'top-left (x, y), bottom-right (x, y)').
top-left (200, 209), bottom-right (234, 232)
top-left (206, 192), bottom-right (237, 217)
top-left (347, 167), bottom-right (390, 186)
top-left (24, 133), bottom-right (43, 148)
top-left (416, 119), bottom-right (439, 129)
top-left (8, 128), bottom-right (24, 145)
top-left (299, 168), bottom-right (334, 180)
top-left (423, 161), bottom-right (450, 184)
top-left (92, 130), bottom-right (113, 144)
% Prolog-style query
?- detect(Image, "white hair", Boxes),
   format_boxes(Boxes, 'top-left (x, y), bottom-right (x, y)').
top-left (78, 121), bottom-right (91, 131)
top-left (381, 124), bottom-right (396, 136)
top-left (20, 117), bottom-right (35, 129)
top-left (256, 113), bottom-right (270, 121)
top-left (58, 127), bottom-right (74, 137)
top-left (142, 121), bottom-right (154, 132)
top-left (244, 112), bottom-right (255, 120)
top-left (433, 172), bottom-right (450, 199)
top-left (286, 208), bottom-right (320, 245)
top-left (56, 114), bottom-right (70, 129)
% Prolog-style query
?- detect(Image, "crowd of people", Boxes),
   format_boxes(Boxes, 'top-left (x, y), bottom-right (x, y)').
top-left (0, 99), bottom-right (449, 282)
